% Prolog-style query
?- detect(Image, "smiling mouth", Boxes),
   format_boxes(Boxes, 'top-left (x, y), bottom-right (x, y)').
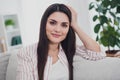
top-left (52, 34), bottom-right (61, 38)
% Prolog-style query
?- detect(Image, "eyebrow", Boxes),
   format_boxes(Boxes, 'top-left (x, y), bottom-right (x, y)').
top-left (48, 19), bottom-right (69, 24)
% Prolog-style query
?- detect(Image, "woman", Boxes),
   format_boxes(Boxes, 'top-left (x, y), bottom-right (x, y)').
top-left (16, 3), bottom-right (106, 80)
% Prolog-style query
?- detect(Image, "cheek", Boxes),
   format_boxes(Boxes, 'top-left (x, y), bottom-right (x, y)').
top-left (63, 28), bottom-right (69, 37)
top-left (46, 23), bottom-right (52, 33)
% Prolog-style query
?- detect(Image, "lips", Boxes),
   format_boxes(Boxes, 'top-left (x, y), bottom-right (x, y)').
top-left (52, 33), bottom-right (61, 38)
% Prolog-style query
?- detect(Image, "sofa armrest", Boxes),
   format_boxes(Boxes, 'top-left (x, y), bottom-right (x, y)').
top-left (0, 53), bottom-right (11, 80)
top-left (6, 50), bottom-right (18, 80)
top-left (73, 56), bottom-right (120, 80)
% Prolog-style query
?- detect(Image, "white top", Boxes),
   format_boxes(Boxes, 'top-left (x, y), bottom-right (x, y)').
top-left (16, 43), bottom-right (106, 80)
top-left (48, 59), bottom-right (69, 80)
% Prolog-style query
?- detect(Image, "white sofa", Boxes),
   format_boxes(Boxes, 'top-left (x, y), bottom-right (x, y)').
top-left (73, 56), bottom-right (120, 80)
top-left (0, 50), bottom-right (18, 80)
top-left (0, 50), bottom-right (120, 80)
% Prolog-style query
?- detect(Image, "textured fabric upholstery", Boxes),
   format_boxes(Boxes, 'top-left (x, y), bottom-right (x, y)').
top-left (0, 54), bottom-right (10, 80)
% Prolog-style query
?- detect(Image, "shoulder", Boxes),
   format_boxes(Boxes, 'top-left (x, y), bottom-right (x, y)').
top-left (17, 43), bottom-right (38, 61)
top-left (75, 44), bottom-right (106, 60)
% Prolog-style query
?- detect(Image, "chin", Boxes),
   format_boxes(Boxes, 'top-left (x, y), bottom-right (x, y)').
top-left (49, 38), bottom-right (64, 44)
top-left (48, 35), bottom-right (66, 44)
top-left (50, 40), bottom-right (61, 44)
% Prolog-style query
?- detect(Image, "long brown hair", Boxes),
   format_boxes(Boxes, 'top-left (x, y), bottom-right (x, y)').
top-left (37, 3), bottom-right (76, 80)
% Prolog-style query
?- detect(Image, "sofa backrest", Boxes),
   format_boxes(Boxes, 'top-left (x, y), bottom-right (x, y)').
top-left (0, 53), bottom-right (11, 80)
top-left (6, 50), bottom-right (18, 80)
top-left (73, 55), bottom-right (120, 80)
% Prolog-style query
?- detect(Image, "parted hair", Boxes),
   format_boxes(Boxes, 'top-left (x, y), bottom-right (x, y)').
top-left (37, 3), bottom-right (76, 80)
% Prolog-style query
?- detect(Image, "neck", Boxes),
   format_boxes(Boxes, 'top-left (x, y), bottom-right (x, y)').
top-left (48, 43), bottom-right (59, 56)
top-left (49, 43), bottom-right (59, 51)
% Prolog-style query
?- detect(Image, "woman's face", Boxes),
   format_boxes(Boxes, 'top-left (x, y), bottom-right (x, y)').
top-left (46, 12), bottom-right (70, 44)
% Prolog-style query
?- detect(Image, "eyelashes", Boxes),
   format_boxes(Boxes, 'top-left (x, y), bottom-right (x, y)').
top-left (49, 21), bottom-right (69, 28)
top-left (49, 21), bottom-right (56, 25)
top-left (61, 23), bottom-right (68, 27)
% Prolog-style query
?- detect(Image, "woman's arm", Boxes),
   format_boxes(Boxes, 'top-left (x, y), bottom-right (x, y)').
top-left (16, 45), bottom-right (36, 80)
top-left (68, 6), bottom-right (100, 52)
top-left (73, 25), bottom-right (100, 52)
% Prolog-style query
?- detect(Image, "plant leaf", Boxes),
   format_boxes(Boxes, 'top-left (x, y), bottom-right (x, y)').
top-left (99, 15), bottom-right (108, 25)
top-left (93, 15), bottom-right (98, 21)
top-left (95, 4), bottom-right (103, 13)
top-left (109, 36), bottom-right (116, 47)
top-left (109, 11), bottom-right (116, 18)
top-left (96, 0), bottom-right (101, 2)
top-left (102, 0), bottom-right (110, 7)
top-left (100, 36), bottom-right (109, 47)
top-left (117, 6), bottom-right (120, 13)
top-left (117, 17), bottom-right (120, 23)
top-left (96, 35), bottom-right (99, 41)
top-left (89, 2), bottom-right (94, 10)
top-left (117, 29), bottom-right (120, 37)
top-left (110, 0), bottom-right (118, 8)
top-left (94, 24), bottom-right (101, 33)
top-left (114, 19), bottom-right (119, 26)
top-left (116, 38), bottom-right (120, 48)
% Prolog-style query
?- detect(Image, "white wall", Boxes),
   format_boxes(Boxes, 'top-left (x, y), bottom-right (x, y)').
top-left (20, 0), bottom-right (92, 46)
top-left (19, 0), bottom-right (40, 46)
top-left (0, 0), bottom-right (20, 14)
top-left (0, 0), bottom-right (92, 46)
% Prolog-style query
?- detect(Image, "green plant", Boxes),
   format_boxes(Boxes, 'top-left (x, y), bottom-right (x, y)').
top-left (5, 19), bottom-right (15, 26)
top-left (89, 0), bottom-right (120, 52)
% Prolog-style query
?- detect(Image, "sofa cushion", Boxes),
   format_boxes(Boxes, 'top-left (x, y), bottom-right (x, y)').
top-left (4, 51), bottom-right (120, 80)
top-left (6, 50), bottom-right (18, 80)
top-left (73, 55), bottom-right (120, 80)
top-left (0, 53), bottom-right (10, 80)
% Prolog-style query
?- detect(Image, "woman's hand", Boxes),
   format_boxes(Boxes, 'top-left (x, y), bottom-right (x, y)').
top-left (67, 5), bottom-right (101, 52)
top-left (67, 6), bottom-right (78, 30)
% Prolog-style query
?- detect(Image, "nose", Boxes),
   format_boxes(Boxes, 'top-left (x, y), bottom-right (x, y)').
top-left (54, 25), bottom-right (61, 32)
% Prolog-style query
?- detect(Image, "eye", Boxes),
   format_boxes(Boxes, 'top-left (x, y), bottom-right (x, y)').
top-left (61, 23), bottom-right (68, 28)
top-left (49, 21), bottom-right (56, 25)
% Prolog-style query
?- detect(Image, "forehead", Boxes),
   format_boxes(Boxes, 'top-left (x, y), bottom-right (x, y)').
top-left (48, 12), bottom-right (69, 22)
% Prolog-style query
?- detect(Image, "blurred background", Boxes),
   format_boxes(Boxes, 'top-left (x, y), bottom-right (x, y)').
top-left (0, 0), bottom-right (119, 53)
